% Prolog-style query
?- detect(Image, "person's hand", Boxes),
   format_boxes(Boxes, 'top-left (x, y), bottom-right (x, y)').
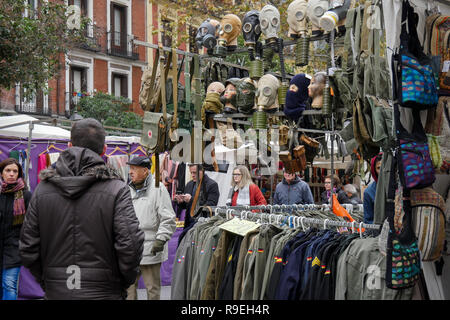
top-left (183, 194), bottom-right (192, 203)
top-left (150, 239), bottom-right (165, 255)
top-left (174, 194), bottom-right (182, 203)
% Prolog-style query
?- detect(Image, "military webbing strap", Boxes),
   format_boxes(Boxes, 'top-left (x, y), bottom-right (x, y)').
top-left (171, 48), bottom-right (178, 129)
top-left (155, 48), bottom-right (173, 113)
top-left (192, 55), bottom-right (202, 164)
top-left (352, 5), bottom-right (364, 97)
top-left (208, 116), bottom-right (219, 172)
top-left (190, 176), bottom-right (203, 217)
top-left (184, 52), bottom-right (191, 123)
top-left (192, 55), bottom-right (202, 121)
top-left (154, 44), bottom-right (168, 188)
top-left (146, 48), bottom-right (160, 112)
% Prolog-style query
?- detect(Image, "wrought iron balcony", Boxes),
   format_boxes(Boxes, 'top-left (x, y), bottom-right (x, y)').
top-left (72, 24), bottom-right (102, 52)
top-left (107, 31), bottom-right (139, 60)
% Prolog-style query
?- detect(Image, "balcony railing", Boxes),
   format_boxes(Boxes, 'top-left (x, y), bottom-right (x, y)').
top-left (107, 31), bottom-right (139, 60)
top-left (73, 24), bottom-right (102, 52)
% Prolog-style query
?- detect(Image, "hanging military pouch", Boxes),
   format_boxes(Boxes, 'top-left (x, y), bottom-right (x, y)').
top-left (142, 46), bottom-right (178, 154)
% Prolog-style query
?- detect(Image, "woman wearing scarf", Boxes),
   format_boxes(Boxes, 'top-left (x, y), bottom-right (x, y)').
top-left (363, 152), bottom-right (383, 224)
top-left (226, 165), bottom-right (267, 207)
top-left (320, 174), bottom-right (351, 205)
top-left (0, 158), bottom-right (32, 300)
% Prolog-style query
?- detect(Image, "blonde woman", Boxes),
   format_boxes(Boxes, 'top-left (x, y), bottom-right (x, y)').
top-left (226, 165), bottom-right (267, 206)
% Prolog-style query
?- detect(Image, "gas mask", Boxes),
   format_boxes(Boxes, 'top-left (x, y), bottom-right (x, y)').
top-left (242, 10), bottom-right (261, 48)
top-left (288, 0), bottom-right (311, 67)
top-left (287, 0), bottom-right (308, 38)
top-left (320, 0), bottom-right (351, 32)
top-left (236, 78), bottom-right (256, 115)
top-left (195, 19), bottom-right (220, 51)
top-left (260, 5), bottom-right (281, 46)
top-left (243, 10), bottom-right (263, 79)
top-left (306, 0), bottom-right (329, 36)
top-left (256, 74), bottom-right (280, 111)
top-left (214, 14), bottom-right (242, 57)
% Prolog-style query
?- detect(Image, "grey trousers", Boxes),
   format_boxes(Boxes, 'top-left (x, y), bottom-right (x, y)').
top-left (126, 263), bottom-right (161, 300)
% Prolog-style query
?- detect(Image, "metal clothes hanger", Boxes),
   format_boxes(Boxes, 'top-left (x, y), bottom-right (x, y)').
top-left (38, 143), bottom-right (65, 157)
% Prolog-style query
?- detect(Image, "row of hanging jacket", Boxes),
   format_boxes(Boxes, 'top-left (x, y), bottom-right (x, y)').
top-left (170, 205), bottom-right (416, 300)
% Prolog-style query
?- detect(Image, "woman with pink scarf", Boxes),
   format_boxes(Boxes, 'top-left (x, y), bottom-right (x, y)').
top-left (0, 158), bottom-right (32, 300)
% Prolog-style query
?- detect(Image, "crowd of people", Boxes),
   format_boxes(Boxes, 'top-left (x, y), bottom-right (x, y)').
top-left (0, 118), bottom-right (370, 300)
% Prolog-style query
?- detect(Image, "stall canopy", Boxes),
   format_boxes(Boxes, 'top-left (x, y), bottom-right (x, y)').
top-left (0, 115), bottom-right (70, 140)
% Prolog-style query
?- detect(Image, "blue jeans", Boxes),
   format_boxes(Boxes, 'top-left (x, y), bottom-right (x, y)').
top-left (2, 267), bottom-right (20, 300)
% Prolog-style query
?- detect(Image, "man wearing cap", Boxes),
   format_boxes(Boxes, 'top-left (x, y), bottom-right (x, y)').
top-left (126, 156), bottom-right (176, 300)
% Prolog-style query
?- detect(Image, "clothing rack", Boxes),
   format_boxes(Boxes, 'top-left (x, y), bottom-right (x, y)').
top-left (203, 205), bottom-right (380, 231)
top-left (207, 203), bottom-right (363, 213)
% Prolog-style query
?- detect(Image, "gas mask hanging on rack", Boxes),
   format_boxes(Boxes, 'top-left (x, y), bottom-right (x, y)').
top-left (287, 0), bottom-right (308, 38)
top-left (243, 10), bottom-right (264, 80)
top-left (320, 0), bottom-right (351, 32)
top-left (242, 10), bottom-right (261, 50)
top-left (256, 74), bottom-right (280, 113)
top-left (260, 4), bottom-right (281, 48)
top-left (288, 0), bottom-right (310, 66)
top-left (214, 14), bottom-right (242, 57)
top-left (253, 74), bottom-right (280, 130)
top-left (196, 18), bottom-right (220, 53)
top-left (306, 0), bottom-right (329, 36)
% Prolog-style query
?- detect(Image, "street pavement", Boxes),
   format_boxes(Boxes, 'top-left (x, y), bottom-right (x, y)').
top-left (137, 286), bottom-right (171, 300)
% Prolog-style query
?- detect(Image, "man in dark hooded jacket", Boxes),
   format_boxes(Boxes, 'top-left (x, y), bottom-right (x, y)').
top-left (19, 118), bottom-right (144, 300)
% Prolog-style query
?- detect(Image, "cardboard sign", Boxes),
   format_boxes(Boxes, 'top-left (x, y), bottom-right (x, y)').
top-left (218, 218), bottom-right (261, 237)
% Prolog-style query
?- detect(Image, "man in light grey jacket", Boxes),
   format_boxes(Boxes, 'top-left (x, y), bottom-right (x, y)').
top-left (126, 156), bottom-right (176, 300)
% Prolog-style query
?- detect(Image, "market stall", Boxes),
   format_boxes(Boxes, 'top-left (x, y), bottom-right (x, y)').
top-left (135, 0), bottom-right (450, 300)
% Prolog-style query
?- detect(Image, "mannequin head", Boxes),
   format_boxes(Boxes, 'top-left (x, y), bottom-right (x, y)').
top-left (308, 72), bottom-right (326, 108)
top-left (207, 81), bottom-right (225, 94)
top-left (284, 73), bottom-right (310, 122)
top-left (236, 77), bottom-right (256, 114)
top-left (220, 78), bottom-right (240, 113)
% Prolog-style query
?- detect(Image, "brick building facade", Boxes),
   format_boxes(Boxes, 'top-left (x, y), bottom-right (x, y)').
top-left (1, 0), bottom-right (148, 118)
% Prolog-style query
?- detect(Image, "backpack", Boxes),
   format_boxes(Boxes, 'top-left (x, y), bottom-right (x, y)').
top-left (395, 187), bottom-right (447, 261)
top-left (427, 15), bottom-right (450, 96)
